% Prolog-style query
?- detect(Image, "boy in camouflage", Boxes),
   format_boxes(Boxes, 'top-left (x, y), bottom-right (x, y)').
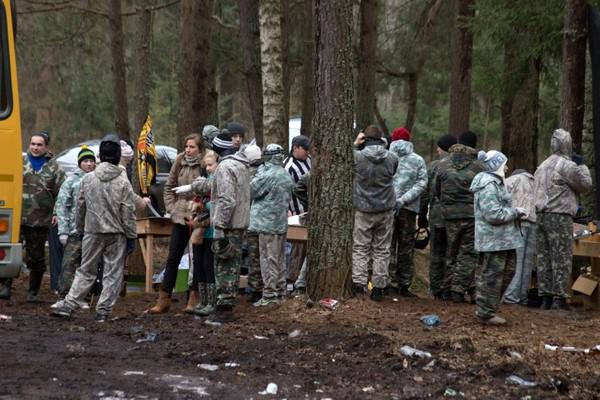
top-left (51, 146), bottom-right (96, 309)
top-left (534, 129), bottom-right (592, 310)
top-left (249, 144), bottom-right (295, 306)
top-left (53, 134), bottom-right (137, 322)
top-left (470, 150), bottom-right (525, 325)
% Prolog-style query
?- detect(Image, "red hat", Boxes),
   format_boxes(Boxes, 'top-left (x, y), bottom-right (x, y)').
top-left (391, 127), bottom-right (411, 142)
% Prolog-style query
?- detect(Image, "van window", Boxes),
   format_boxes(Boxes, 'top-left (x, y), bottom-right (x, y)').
top-left (0, 2), bottom-right (12, 119)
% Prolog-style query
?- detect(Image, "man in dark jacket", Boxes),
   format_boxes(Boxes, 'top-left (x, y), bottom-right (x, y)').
top-left (434, 131), bottom-right (485, 303)
top-left (351, 126), bottom-right (399, 301)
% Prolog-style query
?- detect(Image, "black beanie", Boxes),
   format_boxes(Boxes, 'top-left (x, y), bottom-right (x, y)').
top-left (437, 134), bottom-right (457, 152)
top-left (224, 122), bottom-right (246, 136)
top-left (212, 132), bottom-right (234, 156)
top-left (459, 130), bottom-right (477, 148)
top-left (99, 133), bottom-right (121, 165)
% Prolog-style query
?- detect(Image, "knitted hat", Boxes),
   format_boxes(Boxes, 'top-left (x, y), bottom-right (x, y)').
top-left (99, 133), bottom-right (121, 165)
top-left (459, 130), bottom-right (477, 148)
top-left (437, 134), bottom-right (457, 152)
top-left (291, 135), bottom-right (311, 151)
top-left (224, 122), bottom-right (246, 137)
top-left (120, 140), bottom-right (134, 161)
top-left (391, 127), bottom-right (411, 142)
top-left (77, 145), bottom-right (96, 166)
top-left (212, 132), bottom-right (234, 156)
top-left (478, 150), bottom-right (508, 177)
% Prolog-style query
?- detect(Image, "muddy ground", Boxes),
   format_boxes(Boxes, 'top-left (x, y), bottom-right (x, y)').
top-left (2, 272), bottom-right (600, 400)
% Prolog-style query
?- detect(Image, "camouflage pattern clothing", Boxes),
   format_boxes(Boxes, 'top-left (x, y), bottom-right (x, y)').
top-left (444, 219), bottom-right (477, 294)
top-left (389, 140), bottom-right (428, 214)
top-left (259, 233), bottom-right (287, 298)
top-left (214, 229), bottom-right (244, 306)
top-left (388, 209), bottom-right (417, 289)
top-left (506, 171), bottom-right (536, 223)
top-left (353, 143), bottom-right (399, 213)
top-left (352, 210), bottom-right (394, 289)
top-left (22, 153), bottom-right (65, 228)
top-left (56, 236), bottom-right (82, 297)
top-left (475, 250), bottom-right (516, 320)
top-left (420, 156), bottom-right (446, 229)
top-left (20, 226), bottom-right (49, 294)
top-left (536, 213), bottom-right (572, 299)
top-left (246, 231), bottom-right (263, 292)
top-left (503, 222), bottom-right (536, 304)
top-left (54, 169), bottom-right (86, 236)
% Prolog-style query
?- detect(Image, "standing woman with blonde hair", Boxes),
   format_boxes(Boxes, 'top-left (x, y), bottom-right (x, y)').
top-left (147, 133), bottom-right (205, 313)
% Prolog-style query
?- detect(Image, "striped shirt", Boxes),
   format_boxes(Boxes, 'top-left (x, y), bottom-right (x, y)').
top-left (284, 155), bottom-right (311, 215)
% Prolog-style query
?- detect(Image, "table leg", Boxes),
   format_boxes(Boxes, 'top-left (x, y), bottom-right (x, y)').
top-left (145, 235), bottom-right (154, 293)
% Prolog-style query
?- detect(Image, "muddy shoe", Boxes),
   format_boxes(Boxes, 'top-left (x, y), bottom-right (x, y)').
top-left (478, 315), bottom-right (506, 325)
top-left (207, 305), bottom-right (235, 323)
top-left (193, 303), bottom-right (215, 317)
top-left (26, 292), bottom-right (41, 303)
top-left (450, 291), bottom-right (466, 303)
top-left (399, 287), bottom-right (417, 298)
top-left (370, 288), bottom-right (384, 302)
top-left (95, 313), bottom-right (108, 323)
top-left (352, 284), bottom-right (367, 298)
top-left (253, 297), bottom-right (279, 307)
top-left (52, 305), bottom-right (72, 318)
top-left (249, 290), bottom-right (262, 304)
top-left (550, 298), bottom-right (570, 311)
top-left (50, 299), bottom-right (65, 309)
top-left (539, 295), bottom-right (553, 310)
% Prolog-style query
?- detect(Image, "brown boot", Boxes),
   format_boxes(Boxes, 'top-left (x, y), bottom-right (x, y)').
top-left (147, 289), bottom-right (171, 314)
top-left (184, 290), bottom-right (200, 314)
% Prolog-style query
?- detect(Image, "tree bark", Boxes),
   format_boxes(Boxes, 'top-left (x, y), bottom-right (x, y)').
top-left (259, 0), bottom-right (286, 148)
top-left (178, 0), bottom-right (214, 149)
top-left (447, 0), bottom-right (474, 136)
top-left (109, 0), bottom-right (131, 139)
top-left (559, 0), bottom-right (587, 153)
top-left (133, 1), bottom-right (153, 134)
top-left (300, 0), bottom-right (314, 137)
top-left (307, 0), bottom-right (355, 300)
top-left (356, 0), bottom-right (378, 131)
top-left (239, 0), bottom-right (264, 146)
top-left (281, 0), bottom-right (290, 142)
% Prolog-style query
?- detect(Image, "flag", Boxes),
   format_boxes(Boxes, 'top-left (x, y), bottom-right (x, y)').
top-left (137, 115), bottom-right (157, 195)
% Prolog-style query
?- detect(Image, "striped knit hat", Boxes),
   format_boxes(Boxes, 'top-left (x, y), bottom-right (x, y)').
top-left (77, 145), bottom-right (96, 166)
top-left (212, 132), bottom-right (234, 156)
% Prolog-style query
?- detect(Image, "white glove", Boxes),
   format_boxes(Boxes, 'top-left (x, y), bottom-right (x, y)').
top-left (174, 184), bottom-right (192, 195)
top-left (213, 228), bottom-right (225, 239)
top-left (59, 234), bottom-right (68, 246)
top-left (515, 207), bottom-right (527, 218)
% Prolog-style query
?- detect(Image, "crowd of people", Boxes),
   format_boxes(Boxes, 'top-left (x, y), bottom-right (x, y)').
top-left (0, 122), bottom-right (592, 325)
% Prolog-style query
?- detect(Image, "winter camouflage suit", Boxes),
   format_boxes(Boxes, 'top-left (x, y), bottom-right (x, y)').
top-left (388, 140), bottom-right (428, 290)
top-left (54, 169), bottom-right (87, 297)
top-left (434, 144), bottom-right (485, 296)
top-left (471, 172), bottom-right (523, 319)
top-left (352, 141), bottom-right (399, 289)
top-left (64, 162), bottom-right (137, 316)
top-left (503, 170), bottom-right (537, 304)
top-left (192, 151), bottom-right (252, 308)
top-left (248, 147), bottom-right (295, 300)
top-left (534, 129), bottom-right (592, 300)
top-left (21, 153), bottom-right (65, 295)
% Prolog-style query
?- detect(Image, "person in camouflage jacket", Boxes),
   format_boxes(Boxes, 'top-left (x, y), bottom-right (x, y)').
top-left (388, 133), bottom-right (428, 297)
top-left (7, 132), bottom-right (65, 302)
top-left (433, 131), bottom-right (485, 303)
top-left (470, 150), bottom-right (525, 325)
top-left (534, 128), bottom-right (592, 310)
top-left (249, 144), bottom-right (294, 306)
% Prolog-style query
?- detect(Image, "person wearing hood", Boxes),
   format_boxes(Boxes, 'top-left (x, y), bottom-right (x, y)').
top-left (470, 150), bottom-right (525, 325)
top-left (534, 128), bottom-right (592, 310)
top-left (175, 132), bottom-right (255, 322)
top-left (202, 125), bottom-right (220, 150)
top-left (248, 144), bottom-right (294, 306)
top-left (352, 125), bottom-right (399, 301)
top-left (51, 146), bottom-right (96, 309)
top-left (387, 127), bottom-right (428, 297)
top-left (434, 131), bottom-right (485, 303)
top-left (419, 134), bottom-right (457, 300)
top-left (52, 134), bottom-right (137, 322)
top-left (502, 168), bottom-right (537, 305)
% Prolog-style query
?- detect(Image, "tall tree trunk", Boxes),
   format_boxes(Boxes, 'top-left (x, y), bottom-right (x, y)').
top-left (404, 73), bottom-right (417, 131)
top-left (178, 0), bottom-right (214, 149)
top-left (300, 0), bottom-right (314, 137)
top-left (559, 0), bottom-right (587, 153)
top-left (133, 1), bottom-right (153, 134)
top-left (281, 0), bottom-right (290, 142)
top-left (109, 0), bottom-right (131, 139)
top-left (259, 0), bottom-right (286, 147)
top-left (207, 43), bottom-right (219, 125)
top-left (307, 0), bottom-right (355, 300)
top-left (447, 0), bottom-right (474, 136)
top-left (356, 0), bottom-right (378, 130)
top-left (239, 0), bottom-right (264, 146)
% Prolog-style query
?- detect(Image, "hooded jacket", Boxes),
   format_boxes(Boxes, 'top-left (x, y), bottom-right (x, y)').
top-left (534, 129), bottom-right (592, 216)
top-left (191, 152), bottom-right (251, 230)
top-left (505, 170), bottom-right (536, 223)
top-left (353, 143), bottom-right (399, 213)
top-left (470, 172), bottom-right (523, 252)
top-left (75, 162), bottom-right (136, 238)
top-left (54, 168), bottom-right (86, 236)
top-left (164, 153), bottom-right (204, 225)
top-left (434, 144), bottom-right (485, 220)
top-left (22, 153), bottom-right (65, 227)
top-left (249, 161), bottom-right (295, 234)
top-left (389, 140), bottom-right (428, 214)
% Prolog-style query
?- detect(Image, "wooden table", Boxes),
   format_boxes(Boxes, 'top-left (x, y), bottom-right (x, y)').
top-left (136, 217), bottom-right (173, 293)
top-left (573, 233), bottom-right (600, 271)
top-left (288, 224), bottom-right (308, 242)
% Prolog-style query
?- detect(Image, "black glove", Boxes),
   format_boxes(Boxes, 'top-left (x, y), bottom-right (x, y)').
top-left (394, 200), bottom-right (403, 217)
top-left (572, 153), bottom-right (584, 166)
top-left (418, 214), bottom-right (429, 229)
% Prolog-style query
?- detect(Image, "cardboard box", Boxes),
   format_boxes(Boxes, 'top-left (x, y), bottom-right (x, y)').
top-left (572, 274), bottom-right (600, 310)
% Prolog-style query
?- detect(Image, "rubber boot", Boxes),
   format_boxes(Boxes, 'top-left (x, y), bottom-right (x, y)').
top-left (539, 295), bottom-right (553, 310)
top-left (28, 270), bottom-right (44, 296)
top-left (147, 289), bottom-right (171, 314)
top-left (184, 290), bottom-right (200, 314)
top-left (193, 283), bottom-right (216, 317)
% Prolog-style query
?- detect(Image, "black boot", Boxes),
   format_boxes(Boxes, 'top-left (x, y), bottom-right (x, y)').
top-left (441, 290), bottom-right (452, 301)
top-left (539, 295), bottom-right (553, 310)
top-left (249, 290), bottom-right (262, 304)
top-left (399, 286), bottom-right (417, 298)
top-left (551, 297), bottom-right (570, 311)
top-left (28, 271), bottom-right (44, 297)
top-left (207, 305), bottom-right (234, 323)
top-left (352, 284), bottom-right (366, 298)
top-left (0, 279), bottom-right (12, 300)
top-left (370, 287), bottom-right (383, 302)
top-left (450, 291), bottom-right (466, 303)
